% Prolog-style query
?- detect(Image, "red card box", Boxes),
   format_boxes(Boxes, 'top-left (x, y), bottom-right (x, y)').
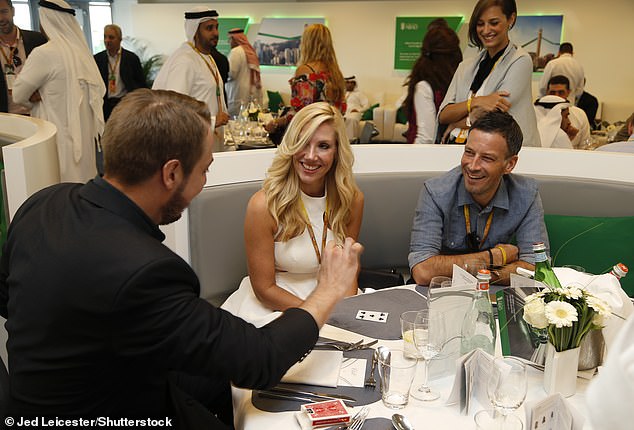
top-left (300, 399), bottom-right (351, 427)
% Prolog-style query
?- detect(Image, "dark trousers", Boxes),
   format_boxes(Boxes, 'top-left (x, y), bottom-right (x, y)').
top-left (103, 97), bottom-right (122, 121)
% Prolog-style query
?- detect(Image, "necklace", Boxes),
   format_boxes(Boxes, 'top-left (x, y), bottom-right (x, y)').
top-left (300, 196), bottom-right (329, 264)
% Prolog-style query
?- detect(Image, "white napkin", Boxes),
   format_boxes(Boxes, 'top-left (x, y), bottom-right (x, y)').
top-left (281, 350), bottom-right (343, 388)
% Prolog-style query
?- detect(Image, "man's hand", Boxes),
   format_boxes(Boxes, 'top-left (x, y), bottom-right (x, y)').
top-left (319, 238), bottom-right (363, 298)
top-left (300, 238), bottom-right (363, 327)
top-left (29, 90), bottom-right (42, 103)
top-left (216, 111), bottom-right (229, 127)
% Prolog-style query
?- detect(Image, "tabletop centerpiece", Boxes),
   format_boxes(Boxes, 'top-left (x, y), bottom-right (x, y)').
top-left (522, 283), bottom-right (611, 397)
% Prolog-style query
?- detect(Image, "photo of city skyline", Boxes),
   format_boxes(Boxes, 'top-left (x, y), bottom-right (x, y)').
top-left (254, 18), bottom-right (325, 66)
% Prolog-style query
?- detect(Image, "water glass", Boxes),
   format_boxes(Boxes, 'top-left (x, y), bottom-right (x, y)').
top-left (400, 310), bottom-right (424, 359)
top-left (475, 409), bottom-right (523, 430)
top-left (377, 348), bottom-right (417, 409)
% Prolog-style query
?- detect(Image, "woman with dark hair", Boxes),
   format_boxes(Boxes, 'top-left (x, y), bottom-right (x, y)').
top-left (403, 23), bottom-right (462, 144)
top-left (438, 0), bottom-right (540, 146)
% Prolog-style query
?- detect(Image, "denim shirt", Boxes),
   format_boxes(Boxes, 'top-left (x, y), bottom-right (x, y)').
top-left (408, 166), bottom-right (549, 270)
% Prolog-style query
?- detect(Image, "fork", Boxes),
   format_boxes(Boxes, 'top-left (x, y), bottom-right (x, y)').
top-left (348, 406), bottom-right (370, 430)
top-left (364, 350), bottom-right (378, 388)
top-left (315, 339), bottom-right (364, 351)
top-left (325, 406), bottom-right (370, 430)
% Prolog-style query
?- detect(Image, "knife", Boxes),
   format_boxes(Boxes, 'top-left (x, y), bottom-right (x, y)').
top-left (267, 386), bottom-right (357, 402)
top-left (257, 390), bottom-right (356, 406)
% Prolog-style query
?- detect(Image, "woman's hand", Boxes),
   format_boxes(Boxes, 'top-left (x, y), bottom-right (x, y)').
top-left (472, 91), bottom-right (511, 113)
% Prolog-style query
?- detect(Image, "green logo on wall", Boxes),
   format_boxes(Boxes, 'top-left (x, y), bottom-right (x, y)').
top-left (394, 16), bottom-right (464, 70)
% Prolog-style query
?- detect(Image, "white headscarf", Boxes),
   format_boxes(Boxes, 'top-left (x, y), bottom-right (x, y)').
top-left (534, 95), bottom-right (572, 149)
top-left (39, 0), bottom-right (105, 163)
top-left (184, 6), bottom-right (219, 44)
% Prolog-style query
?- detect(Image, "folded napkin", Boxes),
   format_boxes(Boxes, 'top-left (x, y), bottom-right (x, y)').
top-left (281, 350), bottom-right (343, 388)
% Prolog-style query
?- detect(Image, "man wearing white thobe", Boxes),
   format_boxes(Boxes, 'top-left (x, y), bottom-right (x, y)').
top-left (13, 0), bottom-right (105, 182)
top-left (153, 6), bottom-right (229, 130)
top-left (226, 28), bottom-right (262, 117)
top-left (539, 42), bottom-right (585, 103)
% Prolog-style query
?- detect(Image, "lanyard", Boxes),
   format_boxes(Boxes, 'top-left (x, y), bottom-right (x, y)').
top-left (463, 205), bottom-right (494, 250)
top-left (0, 28), bottom-right (19, 71)
top-left (0, 45), bottom-right (16, 71)
top-left (300, 197), bottom-right (329, 265)
top-left (107, 49), bottom-right (121, 94)
top-left (188, 42), bottom-right (224, 114)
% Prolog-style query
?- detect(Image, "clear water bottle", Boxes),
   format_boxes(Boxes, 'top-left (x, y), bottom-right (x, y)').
top-left (460, 269), bottom-right (496, 355)
top-left (533, 242), bottom-right (562, 289)
top-left (609, 263), bottom-right (629, 281)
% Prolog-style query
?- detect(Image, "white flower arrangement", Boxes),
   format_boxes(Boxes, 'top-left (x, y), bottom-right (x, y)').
top-left (522, 286), bottom-right (611, 352)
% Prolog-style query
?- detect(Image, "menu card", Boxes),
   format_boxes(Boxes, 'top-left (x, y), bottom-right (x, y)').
top-left (524, 393), bottom-right (585, 430)
top-left (447, 348), bottom-right (494, 415)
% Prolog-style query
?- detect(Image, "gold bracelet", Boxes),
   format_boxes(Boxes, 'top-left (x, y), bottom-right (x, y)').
top-left (467, 96), bottom-right (473, 113)
top-left (495, 245), bottom-right (507, 266)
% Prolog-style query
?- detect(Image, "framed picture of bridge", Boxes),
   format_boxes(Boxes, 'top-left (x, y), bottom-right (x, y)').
top-left (510, 15), bottom-right (564, 72)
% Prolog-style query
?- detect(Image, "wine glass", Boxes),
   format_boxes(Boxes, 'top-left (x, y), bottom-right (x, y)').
top-left (427, 275), bottom-right (451, 300)
top-left (486, 357), bottom-right (527, 428)
top-left (411, 309), bottom-right (446, 401)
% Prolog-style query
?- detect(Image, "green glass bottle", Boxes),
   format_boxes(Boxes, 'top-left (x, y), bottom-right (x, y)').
top-left (533, 242), bottom-right (562, 289)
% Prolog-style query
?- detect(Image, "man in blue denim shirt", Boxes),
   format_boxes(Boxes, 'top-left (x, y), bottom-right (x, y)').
top-left (409, 111), bottom-right (548, 285)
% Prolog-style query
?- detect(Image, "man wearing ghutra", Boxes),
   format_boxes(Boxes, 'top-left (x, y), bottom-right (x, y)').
top-left (226, 28), bottom-right (262, 117)
top-left (13, 0), bottom-right (105, 182)
top-left (153, 6), bottom-right (229, 130)
top-left (533, 95), bottom-right (575, 149)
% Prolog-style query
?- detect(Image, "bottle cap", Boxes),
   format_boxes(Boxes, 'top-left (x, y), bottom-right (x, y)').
top-left (532, 242), bottom-right (546, 251)
top-left (613, 263), bottom-right (629, 278)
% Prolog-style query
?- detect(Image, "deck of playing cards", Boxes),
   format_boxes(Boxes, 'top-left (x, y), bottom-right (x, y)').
top-left (298, 399), bottom-right (351, 428)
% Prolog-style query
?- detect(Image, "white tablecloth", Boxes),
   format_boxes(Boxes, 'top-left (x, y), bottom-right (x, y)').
top-left (231, 286), bottom-right (593, 429)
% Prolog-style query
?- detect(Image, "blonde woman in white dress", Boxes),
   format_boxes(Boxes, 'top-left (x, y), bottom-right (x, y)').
top-left (222, 102), bottom-right (364, 327)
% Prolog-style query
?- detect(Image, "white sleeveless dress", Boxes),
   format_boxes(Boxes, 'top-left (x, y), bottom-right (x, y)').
top-left (221, 192), bottom-right (334, 327)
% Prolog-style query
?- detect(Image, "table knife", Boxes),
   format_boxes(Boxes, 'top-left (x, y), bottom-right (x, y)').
top-left (257, 390), bottom-right (356, 406)
top-left (268, 386), bottom-right (357, 402)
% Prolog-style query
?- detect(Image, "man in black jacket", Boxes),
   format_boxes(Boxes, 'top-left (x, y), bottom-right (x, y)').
top-left (93, 24), bottom-right (147, 120)
top-left (0, 0), bottom-right (46, 114)
top-left (0, 89), bottom-right (362, 429)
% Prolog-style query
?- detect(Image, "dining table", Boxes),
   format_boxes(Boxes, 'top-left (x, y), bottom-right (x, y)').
top-left (230, 285), bottom-right (595, 429)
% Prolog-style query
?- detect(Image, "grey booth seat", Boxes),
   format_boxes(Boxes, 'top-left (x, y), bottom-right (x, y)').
top-left (188, 172), bottom-right (634, 306)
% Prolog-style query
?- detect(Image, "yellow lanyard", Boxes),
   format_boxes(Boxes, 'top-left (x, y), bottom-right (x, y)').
top-left (0, 45), bottom-right (17, 71)
top-left (464, 205), bottom-right (494, 250)
top-left (188, 42), bottom-right (223, 114)
top-left (107, 50), bottom-right (121, 93)
top-left (300, 197), bottom-right (329, 265)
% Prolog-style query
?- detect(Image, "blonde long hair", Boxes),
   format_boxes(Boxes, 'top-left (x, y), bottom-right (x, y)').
top-left (299, 24), bottom-right (346, 106)
top-left (263, 102), bottom-right (358, 243)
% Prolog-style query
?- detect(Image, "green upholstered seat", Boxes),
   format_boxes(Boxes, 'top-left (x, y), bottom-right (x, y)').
top-left (545, 215), bottom-right (634, 296)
